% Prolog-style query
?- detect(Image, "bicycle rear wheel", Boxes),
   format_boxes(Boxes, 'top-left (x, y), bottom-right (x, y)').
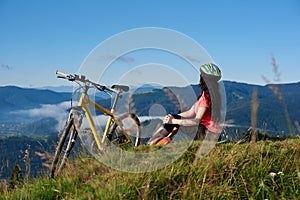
top-left (50, 118), bottom-right (78, 178)
top-left (109, 113), bottom-right (141, 147)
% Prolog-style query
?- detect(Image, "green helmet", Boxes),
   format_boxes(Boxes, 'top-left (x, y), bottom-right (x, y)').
top-left (200, 63), bottom-right (222, 80)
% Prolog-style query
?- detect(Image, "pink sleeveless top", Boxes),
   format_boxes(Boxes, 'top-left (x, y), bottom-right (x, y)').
top-left (194, 92), bottom-right (220, 133)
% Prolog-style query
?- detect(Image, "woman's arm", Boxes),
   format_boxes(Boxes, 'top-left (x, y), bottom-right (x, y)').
top-left (164, 106), bottom-right (207, 126)
top-left (177, 105), bottom-right (196, 118)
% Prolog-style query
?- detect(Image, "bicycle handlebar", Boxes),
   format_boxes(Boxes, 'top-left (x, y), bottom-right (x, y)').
top-left (56, 70), bottom-right (70, 78)
top-left (56, 70), bottom-right (126, 94)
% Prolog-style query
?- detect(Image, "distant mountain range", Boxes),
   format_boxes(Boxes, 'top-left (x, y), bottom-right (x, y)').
top-left (222, 81), bottom-right (300, 137)
top-left (38, 84), bottom-right (162, 93)
top-left (0, 86), bottom-right (70, 113)
top-left (0, 81), bottom-right (299, 137)
top-left (39, 85), bottom-right (74, 92)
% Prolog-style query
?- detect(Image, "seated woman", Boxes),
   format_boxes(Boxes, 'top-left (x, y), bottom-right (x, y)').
top-left (147, 63), bottom-right (222, 145)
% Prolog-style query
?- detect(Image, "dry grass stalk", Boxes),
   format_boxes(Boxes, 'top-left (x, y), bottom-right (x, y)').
top-left (163, 87), bottom-right (188, 113)
top-left (271, 54), bottom-right (281, 82)
top-left (23, 145), bottom-right (31, 182)
top-left (163, 87), bottom-right (180, 111)
top-left (251, 88), bottom-right (259, 143)
top-left (0, 179), bottom-right (7, 194)
top-left (295, 121), bottom-right (300, 135)
top-left (35, 151), bottom-right (53, 170)
top-left (262, 55), bottom-right (295, 135)
top-left (126, 92), bottom-right (136, 114)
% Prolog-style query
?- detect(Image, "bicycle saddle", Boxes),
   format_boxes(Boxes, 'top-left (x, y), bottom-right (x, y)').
top-left (112, 85), bottom-right (129, 92)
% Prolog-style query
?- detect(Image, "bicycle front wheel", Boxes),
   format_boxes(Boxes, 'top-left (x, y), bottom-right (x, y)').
top-left (50, 118), bottom-right (78, 178)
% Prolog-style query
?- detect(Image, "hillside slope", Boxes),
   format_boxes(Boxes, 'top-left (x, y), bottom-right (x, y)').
top-left (224, 81), bottom-right (300, 133)
top-left (1, 139), bottom-right (299, 199)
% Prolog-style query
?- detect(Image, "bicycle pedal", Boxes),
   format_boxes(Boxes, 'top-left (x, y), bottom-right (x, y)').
top-left (107, 134), bottom-right (113, 141)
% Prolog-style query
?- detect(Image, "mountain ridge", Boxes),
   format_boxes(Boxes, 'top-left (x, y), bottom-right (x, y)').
top-left (0, 81), bottom-right (299, 135)
top-left (0, 85), bottom-right (71, 112)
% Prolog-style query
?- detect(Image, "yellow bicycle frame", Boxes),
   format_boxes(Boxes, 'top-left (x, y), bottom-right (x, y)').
top-left (77, 92), bottom-right (115, 151)
top-left (76, 89), bottom-right (133, 150)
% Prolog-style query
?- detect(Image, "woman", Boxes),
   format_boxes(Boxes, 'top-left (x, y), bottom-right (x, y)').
top-left (148, 63), bottom-right (222, 145)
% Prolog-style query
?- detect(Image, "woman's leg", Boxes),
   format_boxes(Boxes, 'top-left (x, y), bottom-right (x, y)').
top-left (147, 126), bottom-right (169, 145)
top-left (147, 114), bottom-right (181, 145)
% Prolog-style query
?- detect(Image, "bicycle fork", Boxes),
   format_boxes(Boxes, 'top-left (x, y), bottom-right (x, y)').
top-left (63, 108), bottom-right (82, 156)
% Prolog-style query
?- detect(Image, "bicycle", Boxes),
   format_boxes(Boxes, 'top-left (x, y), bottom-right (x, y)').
top-left (50, 70), bottom-right (141, 177)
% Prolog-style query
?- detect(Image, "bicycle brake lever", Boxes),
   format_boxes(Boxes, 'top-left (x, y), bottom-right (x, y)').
top-left (96, 85), bottom-right (105, 91)
top-left (57, 75), bottom-right (74, 81)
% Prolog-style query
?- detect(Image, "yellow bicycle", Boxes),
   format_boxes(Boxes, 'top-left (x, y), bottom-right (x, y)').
top-left (50, 70), bottom-right (141, 177)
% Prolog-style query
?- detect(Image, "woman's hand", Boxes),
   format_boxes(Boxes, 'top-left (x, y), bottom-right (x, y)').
top-left (163, 114), bottom-right (174, 124)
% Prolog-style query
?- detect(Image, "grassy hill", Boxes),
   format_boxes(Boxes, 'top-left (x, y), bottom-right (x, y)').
top-left (1, 139), bottom-right (299, 199)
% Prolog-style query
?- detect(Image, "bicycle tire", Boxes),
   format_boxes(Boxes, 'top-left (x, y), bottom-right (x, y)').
top-left (50, 118), bottom-right (78, 177)
top-left (109, 113), bottom-right (141, 147)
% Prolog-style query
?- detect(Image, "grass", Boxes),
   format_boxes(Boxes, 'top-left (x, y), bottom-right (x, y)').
top-left (1, 139), bottom-right (299, 199)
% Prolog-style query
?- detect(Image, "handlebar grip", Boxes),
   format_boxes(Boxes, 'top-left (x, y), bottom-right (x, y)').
top-left (56, 70), bottom-right (70, 78)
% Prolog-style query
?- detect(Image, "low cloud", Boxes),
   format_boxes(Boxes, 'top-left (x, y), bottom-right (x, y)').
top-left (13, 101), bottom-right (165, 126)
top-left (12, 102), bottom-right (165, 135)
top-left (138, 116), bottom-right (164, 122)
top-left (13, 101), bottom-right (70, 119)
top-left (11, 101), bottom-right (70, 130)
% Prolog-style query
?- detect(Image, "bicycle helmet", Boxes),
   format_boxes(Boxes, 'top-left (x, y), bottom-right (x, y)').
top-left (200, 63), bottom-right (222, 81)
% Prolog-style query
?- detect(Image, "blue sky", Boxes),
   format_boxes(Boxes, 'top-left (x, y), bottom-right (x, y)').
top-left (0, 0), bottom-right (299, 87)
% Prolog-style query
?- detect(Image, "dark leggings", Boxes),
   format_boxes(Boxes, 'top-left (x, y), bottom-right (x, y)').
top-left (163, 114), bottom-right (181, 133)
top-left (164, 114), bottom-right (207, 141)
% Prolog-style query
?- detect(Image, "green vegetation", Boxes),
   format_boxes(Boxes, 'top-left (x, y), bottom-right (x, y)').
top-left (1, 139), bottom-right (299, 199)
top-left (0, 136), bottom-right (57, 179)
